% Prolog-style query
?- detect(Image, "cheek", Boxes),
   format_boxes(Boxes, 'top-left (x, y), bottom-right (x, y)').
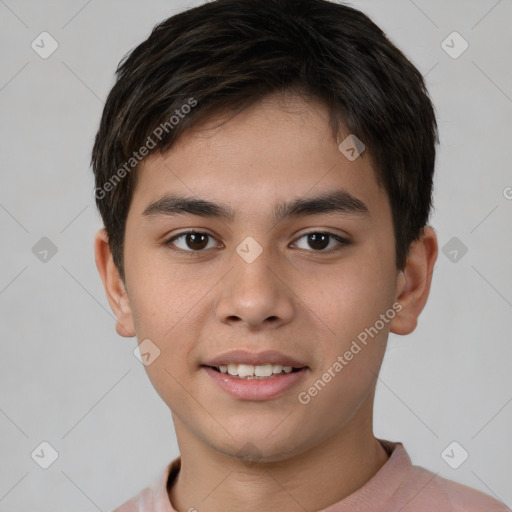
top-left (300, 245), bottom-right (397, 389)
top-left (124, 263), bottom-right (194, 389)
top-left (303, 258), bottom-right (394, 343)
top-left (125, 244), bottom-right (193, 336)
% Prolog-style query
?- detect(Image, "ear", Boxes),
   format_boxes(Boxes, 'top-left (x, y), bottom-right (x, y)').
top-left (94, 228), bottom-right (136, 338)
top-left (390, 226), bottom-right (438, 335)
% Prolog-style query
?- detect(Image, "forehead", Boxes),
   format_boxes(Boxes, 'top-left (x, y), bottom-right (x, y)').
top-left (128, 93), bottom-right (389, 223)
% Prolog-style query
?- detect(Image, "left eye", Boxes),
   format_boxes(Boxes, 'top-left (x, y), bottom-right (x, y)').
top-left (293, 232), bottom-right (350, 252)
top-left (165, 230), bottom-right (350, 254)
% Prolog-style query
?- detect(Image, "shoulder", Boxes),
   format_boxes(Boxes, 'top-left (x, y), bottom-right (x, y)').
top-left (433, 472), bottom-right (510, 511)
top-left (402, 464), bottom-right (510, 511)
top-left (378, 441), bottom-right (510, 512)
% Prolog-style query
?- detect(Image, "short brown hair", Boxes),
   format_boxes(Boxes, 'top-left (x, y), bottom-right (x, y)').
top-left (91, 0), bottom-right (439, 280)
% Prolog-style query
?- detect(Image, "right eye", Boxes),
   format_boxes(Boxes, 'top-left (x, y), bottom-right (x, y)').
top-left (164, 230), bottom-right (222, 254)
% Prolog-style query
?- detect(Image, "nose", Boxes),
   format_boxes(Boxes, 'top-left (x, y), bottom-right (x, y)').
top-left (214, 247), bottom-right (295, 330)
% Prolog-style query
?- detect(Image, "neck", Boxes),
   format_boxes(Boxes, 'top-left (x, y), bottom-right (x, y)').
top-left (168, 397), bottom-right (389, 512)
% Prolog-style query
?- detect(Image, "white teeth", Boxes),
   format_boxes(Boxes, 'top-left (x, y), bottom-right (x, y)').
top-left (215, 363), bottom-right (298, 378)
top-left (237, 364), bottom-right (255, 377)
top-left (255, 364), bottom-right (273, 377)
top-left (227, 364), bottom-right (238, 376)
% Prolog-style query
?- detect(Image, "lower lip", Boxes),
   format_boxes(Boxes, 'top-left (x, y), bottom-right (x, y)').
top-left (202, 366), bottom-right (308, 401)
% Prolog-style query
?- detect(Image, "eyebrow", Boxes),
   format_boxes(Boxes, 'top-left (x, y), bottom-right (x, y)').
top-left (142, 189), bottom-right (369, 224)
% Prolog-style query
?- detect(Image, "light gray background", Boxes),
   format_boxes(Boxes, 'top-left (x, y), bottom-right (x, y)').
top-left (0, 0), bottom-right (511, 510)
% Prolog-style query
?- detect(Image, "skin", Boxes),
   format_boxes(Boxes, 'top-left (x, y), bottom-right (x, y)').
top-left (95, 92), bottom-right (438, 512)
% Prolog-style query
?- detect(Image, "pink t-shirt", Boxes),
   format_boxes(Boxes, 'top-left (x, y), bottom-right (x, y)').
top-left (113, 439), bottom-right (510, 512)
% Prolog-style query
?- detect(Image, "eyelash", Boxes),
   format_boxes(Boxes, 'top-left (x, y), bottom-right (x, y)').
top-left (163, 230), bottom-right (351, 256)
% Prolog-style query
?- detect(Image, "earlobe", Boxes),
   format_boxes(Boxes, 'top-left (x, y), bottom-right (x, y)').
top-left (94, 228), bottom-right (136, 338)
top-left (390, 226), bottom-right (438, 336)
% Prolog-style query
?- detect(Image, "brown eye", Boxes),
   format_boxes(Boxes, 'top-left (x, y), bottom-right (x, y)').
top-left (306, 233), bottom-right (330, 250)
top-left (183, 232), bottom-right (209, 250)
top-left (166, 231), bottom-right (219, 253)
top-left (294, 232), bottom-right (350, 252)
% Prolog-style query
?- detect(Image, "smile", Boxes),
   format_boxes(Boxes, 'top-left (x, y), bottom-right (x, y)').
top-left (208, 363), bottom-right (303, 379)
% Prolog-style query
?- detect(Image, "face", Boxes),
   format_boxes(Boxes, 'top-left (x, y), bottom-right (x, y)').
top-left (114, 93), bottom-right (406, 461)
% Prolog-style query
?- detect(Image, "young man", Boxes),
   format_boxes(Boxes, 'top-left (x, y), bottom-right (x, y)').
top-left (91, 0), bottom-right (510, 510)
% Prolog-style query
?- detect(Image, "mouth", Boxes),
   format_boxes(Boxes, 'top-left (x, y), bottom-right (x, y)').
top-left (200, 349), bottom-right (309, 400)
top-left (200, 362), bottom-right (309, 401)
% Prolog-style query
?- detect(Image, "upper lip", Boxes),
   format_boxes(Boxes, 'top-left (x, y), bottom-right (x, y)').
top-left (202, 350), bottom-right (308, 368)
